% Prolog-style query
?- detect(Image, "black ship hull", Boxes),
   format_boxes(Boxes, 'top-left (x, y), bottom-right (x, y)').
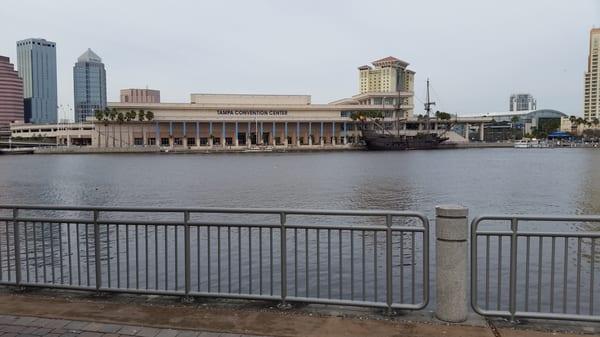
top-left (362, 130), bottom-right (448, 151)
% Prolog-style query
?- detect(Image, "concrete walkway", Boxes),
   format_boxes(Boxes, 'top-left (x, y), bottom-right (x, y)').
top-left (0, 314), bottom-right (246, 337)
top-left (0, 290), bottom-right (595, 337)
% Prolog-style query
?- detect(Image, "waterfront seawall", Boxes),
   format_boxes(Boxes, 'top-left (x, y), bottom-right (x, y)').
top-left (24, 142), bottom-right (516, 154)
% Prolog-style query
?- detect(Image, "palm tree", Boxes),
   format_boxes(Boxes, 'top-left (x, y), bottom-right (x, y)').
top-left (569, 115), bottom-right (578, 133)
top-left (109, 108), bottom-right (118, 147)
top-left (94, 109), bottom-right (104, 147)
top-left (569, 115), bottom-right (577, 124)
top-left (117, 111), bottom-right (125, 147)
top-left (125, 110), bottom-right (135, 146)
top-left (102, 107), bottom-right (111, 147)
top-left (138, 110), bottom-right (146, 146)
top-left (593, 117), bottom-right (599, 128)
top-left (145, 111), bottom-right (154, 140)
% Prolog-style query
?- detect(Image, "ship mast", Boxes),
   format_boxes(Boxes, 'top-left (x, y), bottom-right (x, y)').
top-left (396, 90), bottom-right (401, 136)
top-left (424, 78), bottom-right (436, 133)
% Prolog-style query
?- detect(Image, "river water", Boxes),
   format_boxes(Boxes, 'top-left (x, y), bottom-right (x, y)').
top-left (0, 149), bottom-right (599, 312)
top-left (1, 149), bottom-right (599, 214)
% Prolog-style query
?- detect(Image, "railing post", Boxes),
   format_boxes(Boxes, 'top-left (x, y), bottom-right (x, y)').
top-left (93, 210), bottom-right (102, 291)
top-left (183, 211), bottom-right (192, 301)
top-left (435, 205), bottom-right (468, 323)
top-left (279, 212), bottom-right (288, 308)
top-left (13, 208), bottom-right (21, 286)
top-left (385, 214), bottom-right (393, 314)
top-left (509, 218), bottom-right (518, 322)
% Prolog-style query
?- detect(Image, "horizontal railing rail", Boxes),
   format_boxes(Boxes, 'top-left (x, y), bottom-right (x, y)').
top-left (0, 204), bottom-right (429, 312)
top-left (471, 215), bottom-right (600, 322)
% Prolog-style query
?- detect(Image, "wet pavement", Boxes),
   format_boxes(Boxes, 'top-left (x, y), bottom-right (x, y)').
top-left (0, 289), bottom-right (596, 337)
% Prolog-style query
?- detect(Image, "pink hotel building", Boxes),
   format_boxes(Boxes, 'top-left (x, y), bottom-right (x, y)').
top-left (0, 56), bottom-right (24, 129)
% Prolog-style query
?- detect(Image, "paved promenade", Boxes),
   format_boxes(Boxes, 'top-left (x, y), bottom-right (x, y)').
top-left (0, 290), bottom-right (595, 337)
top-left (0, 314), bottom-right (253, 337)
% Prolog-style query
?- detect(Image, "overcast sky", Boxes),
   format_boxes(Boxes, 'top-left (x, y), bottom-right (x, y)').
top-left (1, 0), bottom-right (598, 120)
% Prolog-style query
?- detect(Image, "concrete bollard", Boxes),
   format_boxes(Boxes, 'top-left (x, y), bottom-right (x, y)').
top-left (435, 204), bottom-right (468, 323)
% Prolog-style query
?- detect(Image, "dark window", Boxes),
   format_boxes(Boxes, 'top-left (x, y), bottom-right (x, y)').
top-left (161, 138), bottom-right (169, 146)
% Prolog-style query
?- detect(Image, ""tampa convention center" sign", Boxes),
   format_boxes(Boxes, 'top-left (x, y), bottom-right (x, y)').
top-left (217, 110), bottom-right (288, 116)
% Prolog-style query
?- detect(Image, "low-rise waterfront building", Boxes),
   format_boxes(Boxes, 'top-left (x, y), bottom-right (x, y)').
top-left (120, 88), bottom-right (160, 103)
top-left (10, 121), bottom-right (94, 146)
top-left (464, 109), bottom-right (567, 137)
top-left (102, 94), bottom-right (369, 148)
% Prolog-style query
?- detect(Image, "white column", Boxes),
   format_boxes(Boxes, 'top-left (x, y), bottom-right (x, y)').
top-left (235, 122), bottom-right (239, 146)
top-left (479, 122), bottom-right (485, 141)
top-left (142, 125), bottom-right (147, 147)
top-left (435, 205), bottom-right (468, 323)
top-left (222, 122), bottom-right (226, 147)
top-left (332, 121), bottom-right (336, 146)
top-left (195, 122), bottom-right (200, 147)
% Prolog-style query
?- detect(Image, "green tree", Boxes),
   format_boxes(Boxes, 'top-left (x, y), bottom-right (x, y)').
top-left (94, 109), bottom-right (104, 147)
top-left (138, 110), bottom-right (146, 146)
top-left (435, 110), bottom-right (451, 120)
top-left (569, 115), bottom-right (578, 133)
top-left (145, 111), bottom-right (155, 145)
top-left (593, 117), bottom-right (599, 128)
top-left (125, 110), bottom-right (136, 146)
top-left (350, 110), bottom-right (383, 121)
top-left (109, 108), bottom-right (118, 147)
top-left (102, 107), bottom-right (111, 147)
top-left (94, 109), bottom-right (104, 122)
top-left (569, 115), bottom-right (577, 124)
top-left (117, 111), bottom-right (125, 147)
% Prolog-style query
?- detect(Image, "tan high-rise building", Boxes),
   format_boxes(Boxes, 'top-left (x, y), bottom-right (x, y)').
top-left (120, 88), bottom-right (160, 103)
top-left (358, 56), bottom-right (415, 94)
top-left (584, 28), bottom-right (600, 121)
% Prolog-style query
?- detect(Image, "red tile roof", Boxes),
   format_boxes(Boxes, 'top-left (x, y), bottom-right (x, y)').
top-left (372, 56), bottom-right (409, 66)
top-left (373, 56), bottom-right (401, 63)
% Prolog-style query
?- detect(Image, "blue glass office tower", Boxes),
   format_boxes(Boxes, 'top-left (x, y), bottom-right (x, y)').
top-left (73, 49), bottom-right (107, 123)
top-left (16, 38), bottom-right (58, 124)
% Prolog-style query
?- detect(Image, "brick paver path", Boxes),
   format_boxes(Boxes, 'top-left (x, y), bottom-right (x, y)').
top-left (0, 315), bottom-right (267, 337)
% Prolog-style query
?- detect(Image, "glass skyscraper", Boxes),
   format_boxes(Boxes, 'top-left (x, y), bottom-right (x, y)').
top-left (16, 38), bottom-right (58, 124)
top-left (73, 49), bottom-right (106, 123)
